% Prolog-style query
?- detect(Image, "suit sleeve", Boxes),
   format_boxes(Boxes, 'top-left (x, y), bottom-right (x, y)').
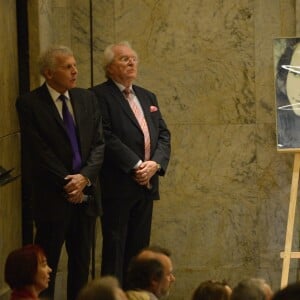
top-left (16, 96), bottom-right (70, 188)
top-left (91, 88), bottom-right (141, 173)
top-left (103, 98), bottom-right (141, 173)
top-left (146, 93), bottom-right (171, 176)
top-left (79, 93), bottom-right (105, 183)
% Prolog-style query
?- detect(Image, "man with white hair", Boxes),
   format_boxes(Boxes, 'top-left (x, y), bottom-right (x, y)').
top-left (231, 278), bottom-right (273, 300)
top-left (91, 42), bottom-right (171, 285)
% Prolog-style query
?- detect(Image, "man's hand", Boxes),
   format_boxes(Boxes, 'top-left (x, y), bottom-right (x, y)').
top-left (63, 174), bottom-right (88, 203)
top-left (133, 161), bottom-right (158, 186)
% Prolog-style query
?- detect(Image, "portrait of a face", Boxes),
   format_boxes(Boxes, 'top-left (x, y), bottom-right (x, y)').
top-left (274, 37), bottom-right (300, 150)
top-left (286, 43), bottom-right (300, 116)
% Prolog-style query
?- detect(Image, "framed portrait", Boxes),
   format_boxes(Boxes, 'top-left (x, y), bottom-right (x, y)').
top-left (274, 37), bottom-right (300, 152)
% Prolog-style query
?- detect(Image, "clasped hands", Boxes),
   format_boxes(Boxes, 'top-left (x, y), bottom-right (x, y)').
top-left (63, 174), bottom-right (88, 204)
top-left (133, 161), bottom-right (157, 188)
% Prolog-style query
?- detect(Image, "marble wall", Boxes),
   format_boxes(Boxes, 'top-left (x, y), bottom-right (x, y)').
top-left (85, 0), bottom-right (298, 296)
top-left (22, 0), bottom-right (300, 299)
top-left (0, 0), bottom-right (22, 299)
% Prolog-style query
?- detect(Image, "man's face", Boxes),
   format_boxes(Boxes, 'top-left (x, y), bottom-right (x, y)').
top-left (263, 283), bottom-right (273, 300)
top-left (155, 254), bottom-right (175, 299)
top-left (45, 54), bottom-right (78, 93)
top-left (107, 45), bottom-right (138, 85)
top-left (286, 43), bottom-right (300, 116)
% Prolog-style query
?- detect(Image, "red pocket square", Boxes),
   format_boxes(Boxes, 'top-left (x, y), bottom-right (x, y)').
top-left (150, 105), bottom-right (158, 112)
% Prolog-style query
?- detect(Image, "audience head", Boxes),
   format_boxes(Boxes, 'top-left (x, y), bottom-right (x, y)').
top-left (76, 276), bottom-right (127, 300)
top-left (137, 245), bottom-right (172, 259)
top-left (127, 258), bottom-right (164, 290)
top-left (5, 244), bottom-right (52, 296)
top-left (191, 280), bottom-right (231, 300)
top-left (127, 245), bottom-right (175, 299)
top-left (231, 278), bottom-right (272, 300)
top-left (272, 282), bottom-right (300, 300)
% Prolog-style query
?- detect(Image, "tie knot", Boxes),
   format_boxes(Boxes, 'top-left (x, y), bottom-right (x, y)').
top-left (123, 88), bottom-right (131, 98)
top-left (59, 94), bottom-right (67, 102)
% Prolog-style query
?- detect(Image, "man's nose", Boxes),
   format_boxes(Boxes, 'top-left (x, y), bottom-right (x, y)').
top-left (72, 66), bottom-right (78, 74)
top-left (127, 57), bottom-right (137, 64)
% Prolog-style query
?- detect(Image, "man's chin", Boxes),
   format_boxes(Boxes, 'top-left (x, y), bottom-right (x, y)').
top-left (160, 290), bottom-right (170, 299)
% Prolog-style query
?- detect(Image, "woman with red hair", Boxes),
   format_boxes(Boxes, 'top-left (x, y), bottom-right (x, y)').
top-left (5, 244), bottom-right (52, 300)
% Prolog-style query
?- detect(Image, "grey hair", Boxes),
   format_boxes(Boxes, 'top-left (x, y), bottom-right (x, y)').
top-left (231, 278), bottom-right (270, 300)
top-left (102, 41), bottom-right (138, 78)
top-left (38, 45), bottom-right (74, 77)
top-left (77, 276), bottom-right (121, 300)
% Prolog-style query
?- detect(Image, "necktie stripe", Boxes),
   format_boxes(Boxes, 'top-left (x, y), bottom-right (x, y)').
top-left (123, 88), bottom-right (151, 161)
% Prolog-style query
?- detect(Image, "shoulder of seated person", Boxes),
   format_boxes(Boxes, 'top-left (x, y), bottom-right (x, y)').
top-left (126, 290), bottom-right (151, 300)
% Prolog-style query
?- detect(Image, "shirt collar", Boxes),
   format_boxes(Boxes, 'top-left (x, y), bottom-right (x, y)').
top-left (46, 83), bottom-right (70, 101)
top-left (113, 80), bottom-right (133, 94)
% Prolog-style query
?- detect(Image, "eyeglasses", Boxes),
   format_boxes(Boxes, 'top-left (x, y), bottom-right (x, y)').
top-left (118, 56), bottom-right (138, 63)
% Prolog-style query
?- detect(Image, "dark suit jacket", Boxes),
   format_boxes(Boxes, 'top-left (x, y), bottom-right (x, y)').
top-left (16, 83), bottom-right (105, 221)
top-left (90, 79), bottom-right (171, 200)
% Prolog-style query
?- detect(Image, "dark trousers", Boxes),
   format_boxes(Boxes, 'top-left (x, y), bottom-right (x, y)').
top-left (101, 191), bottom-right (153, 286)
top-left (35, 205), bottom-right (96, 300)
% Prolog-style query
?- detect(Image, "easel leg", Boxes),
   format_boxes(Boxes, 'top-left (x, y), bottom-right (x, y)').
top-left (281, 152), bottom-right (300, 288)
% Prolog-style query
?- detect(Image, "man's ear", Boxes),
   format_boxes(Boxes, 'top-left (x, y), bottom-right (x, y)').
top-left (150, 278), bottom-right (159, 291)
top-left (44, 68), bottom-right (53, 80)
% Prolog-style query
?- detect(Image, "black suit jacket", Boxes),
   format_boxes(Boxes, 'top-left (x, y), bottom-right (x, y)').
top-left (16, 83), bottom-right (105, 221)
top-left (90, 79), bottom-right (171, 200)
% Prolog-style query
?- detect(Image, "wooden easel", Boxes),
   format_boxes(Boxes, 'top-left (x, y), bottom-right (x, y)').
top-left (280, 152), bottom-right (300, 288)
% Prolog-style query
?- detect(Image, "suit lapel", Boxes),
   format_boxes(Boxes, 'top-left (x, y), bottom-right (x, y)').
top-left (108, 80), bottom-right (155, 151)
top-left (108, 80), bottom-right (141, 129)
top-left (133, 86), bottom-right (155, 140)
top-left (69, 89), bottom-right (84, 145)
top-left (38, 84), bottom-right (67, 132)
top-left (107, 80), bottom-right (157, 155)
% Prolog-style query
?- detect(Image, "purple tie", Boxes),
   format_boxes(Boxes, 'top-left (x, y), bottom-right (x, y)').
top-left (59, 94), bottom-right (82, 173)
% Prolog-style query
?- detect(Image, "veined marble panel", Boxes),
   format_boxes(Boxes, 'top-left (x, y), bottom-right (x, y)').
top-left (151, 123), bottom-right (260, 297)
top-left (65, 0), bottom-right (300, 298)
top-left (0, 0), bottom-right (19, 136)
top-left (0, 0), bottom-right (21, 296)
top-left (71, 0), bottom-right (92, 88)
top-left (111, 0), bottom-right (255, 126)
top-left (91, 0), bottom-right (115, 85)
top-left (0, 133), bottom-right (22, 292)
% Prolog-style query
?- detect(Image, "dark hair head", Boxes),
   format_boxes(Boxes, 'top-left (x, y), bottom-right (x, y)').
top-left (191, 280), bottom-right (230, 300)
top-left (272, 282), bottom-right (300, 300)
top-left (127, 258), bottom-right (164, 290)
top-left (138, 245), bottom-right (171, 257)
top-left (5, 244), bottom-right (46, 289)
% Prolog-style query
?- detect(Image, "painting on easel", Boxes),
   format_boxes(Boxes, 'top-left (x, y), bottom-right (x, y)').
top-left (274, 37), bottom-right (300, 152)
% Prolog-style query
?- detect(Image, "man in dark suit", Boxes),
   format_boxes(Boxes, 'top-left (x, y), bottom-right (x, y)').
top-left (90, 41), bottom-right (171, 286)
top-left (16, 45), bottom-right (105, 300)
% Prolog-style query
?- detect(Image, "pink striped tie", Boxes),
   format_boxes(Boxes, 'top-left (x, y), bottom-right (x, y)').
top-left (124, 88), bottom-right (151, 161)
